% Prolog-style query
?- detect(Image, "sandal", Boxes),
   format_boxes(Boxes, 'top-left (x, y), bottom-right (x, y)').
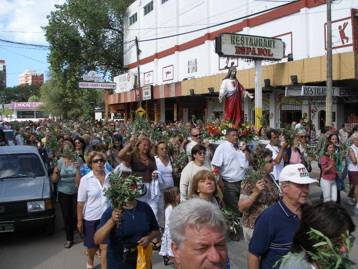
top-left (152, 241), bottom-right (161, 251)
top-left (64, 241), bottom-right (73, 248)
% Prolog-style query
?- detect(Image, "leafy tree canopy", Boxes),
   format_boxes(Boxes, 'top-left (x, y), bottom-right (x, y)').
top-left (43, 0), bottom-right (132, 118)
top-left (0, 85), bottom-right (41, 103)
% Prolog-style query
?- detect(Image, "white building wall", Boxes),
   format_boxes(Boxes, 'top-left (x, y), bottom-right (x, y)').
top-left (123, 0), bottom-right (357, 87)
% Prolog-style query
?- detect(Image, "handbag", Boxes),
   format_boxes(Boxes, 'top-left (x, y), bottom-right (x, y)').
top-left (136, 245), bottom-right (152, 269)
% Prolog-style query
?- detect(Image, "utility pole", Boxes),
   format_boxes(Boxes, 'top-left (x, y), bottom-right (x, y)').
top-left (325, 0), bottom-right (333, 127)
top-left (135, 36), bottom-right (142, 107)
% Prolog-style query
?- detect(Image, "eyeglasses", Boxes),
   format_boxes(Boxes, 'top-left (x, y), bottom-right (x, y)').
top-left (92, 159), bottom-right (105, 164)
top-left (196, 151), bottom-right (206, 155)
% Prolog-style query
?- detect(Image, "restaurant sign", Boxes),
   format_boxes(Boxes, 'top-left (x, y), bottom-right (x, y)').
top-left (285, 86), bottom-right (357, 97)
top-left (215, 33), bottom-right (284, 60)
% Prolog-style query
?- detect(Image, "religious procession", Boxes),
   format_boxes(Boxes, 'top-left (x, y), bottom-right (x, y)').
top-left (1, 82), bottom-right (358, 269)
top-left (1, 1), bottom-right (358, 269)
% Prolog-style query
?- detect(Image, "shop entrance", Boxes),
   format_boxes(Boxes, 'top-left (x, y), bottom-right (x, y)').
top-left (318, 110), bottom-right (326, 130)
top-left (280, 110), bottom-right (302, 128)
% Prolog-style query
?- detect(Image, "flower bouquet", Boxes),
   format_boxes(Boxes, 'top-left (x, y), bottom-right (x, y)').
top-left (238, 122), bottom-right (256, 143)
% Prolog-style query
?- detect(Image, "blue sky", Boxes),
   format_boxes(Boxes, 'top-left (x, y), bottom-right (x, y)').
top-left (0, 0), bottom-right (64, 87)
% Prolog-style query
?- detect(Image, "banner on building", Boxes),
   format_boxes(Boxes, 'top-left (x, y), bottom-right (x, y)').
top-left (142, 85), bottom-right (152, 100)
top-left (114, 72), bottom-right (136, 93)
top-left (144, 71), bottom-right (154, 85)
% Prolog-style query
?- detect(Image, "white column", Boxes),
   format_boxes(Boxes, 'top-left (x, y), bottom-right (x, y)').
top-left (269, 92), bottom-right (275, 128)
top-left (254, 60), bottom-right (262, 129)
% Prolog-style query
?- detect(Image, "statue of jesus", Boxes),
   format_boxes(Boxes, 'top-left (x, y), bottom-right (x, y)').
top-left (219, 66), bottom-right (253, 128)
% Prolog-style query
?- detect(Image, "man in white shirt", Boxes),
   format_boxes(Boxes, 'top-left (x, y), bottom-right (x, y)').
top-left (265, 129), bottom-right (287, 181)
top-left (185, 128), bottom-right (201, 161)
top-left (211, 128), bottom-right (249, 210)
top-left (185, 127), bottom-right (211, 168)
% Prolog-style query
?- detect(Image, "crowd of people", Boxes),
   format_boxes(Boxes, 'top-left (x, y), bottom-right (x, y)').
top-left (0, 118), bottom-right (358, 268)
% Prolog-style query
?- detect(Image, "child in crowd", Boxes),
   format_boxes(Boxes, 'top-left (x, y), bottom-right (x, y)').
top-left (319, 142), bottom-right (338, 202)
top-left (159, 186), bottom-right (180, 265)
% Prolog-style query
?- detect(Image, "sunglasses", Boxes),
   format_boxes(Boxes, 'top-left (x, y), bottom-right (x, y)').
top-left (192, 134), bottom-right (201, 137)
top-left (92, 159), bottom-right (105, 164)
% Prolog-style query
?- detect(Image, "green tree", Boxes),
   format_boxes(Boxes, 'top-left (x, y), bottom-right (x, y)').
top-left (43, 0), bottom-right (132, 118)
top-left (40, 74), bottom-right (102, 119)
top-left (0, 85), bottom-right (41, 103)
top-left (28, 95), bottom-right (40, 102)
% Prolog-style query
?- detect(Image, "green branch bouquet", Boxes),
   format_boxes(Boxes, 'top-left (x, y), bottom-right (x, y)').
top-left (306, 228), bottom-right (355, 269)
top-left (222, 208), bottom-right (241, 241)
top-left (104, 172), bottom-right (145, 210)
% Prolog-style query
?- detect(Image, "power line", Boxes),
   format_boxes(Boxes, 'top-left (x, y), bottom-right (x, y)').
top-left (138, 0), bottom-right (299, 43)
top-left (0, 46), bottom-right (48, 65)
top-left (0, 38), bottom-right (48, 49)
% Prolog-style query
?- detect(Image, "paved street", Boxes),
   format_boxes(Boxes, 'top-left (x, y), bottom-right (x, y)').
top-left (1, 163), bottom-right (358, 269)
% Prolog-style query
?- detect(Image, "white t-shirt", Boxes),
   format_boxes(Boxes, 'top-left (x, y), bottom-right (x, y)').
top-left (77, 171), bottom-right (109, 221)
top-left (185, 140), bottom-right (198, 161)
top-left (348, 145), bottom-right (358, 172)
top-left (265, 143), bottom-right (284, 181)
top-left (155, 156), bottom-right (174, 188)
top-left (211, 140), bottom-right (249, 182)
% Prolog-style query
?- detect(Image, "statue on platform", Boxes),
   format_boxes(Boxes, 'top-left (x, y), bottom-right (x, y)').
top-left (219, 66), bottom-right (253, 128)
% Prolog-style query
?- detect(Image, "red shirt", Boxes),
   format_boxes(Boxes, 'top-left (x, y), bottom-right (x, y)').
top-left (320, 155), bottom-right (337, 180)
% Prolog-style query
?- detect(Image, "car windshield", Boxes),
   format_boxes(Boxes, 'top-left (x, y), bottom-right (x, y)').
top-left (0, 154), bottom-right (45, 178)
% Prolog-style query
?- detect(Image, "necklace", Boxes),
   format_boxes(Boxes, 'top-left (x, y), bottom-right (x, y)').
top-left (124, 208), bottom-right (136, 220)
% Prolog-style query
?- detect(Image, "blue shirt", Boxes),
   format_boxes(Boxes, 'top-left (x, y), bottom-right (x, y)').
top-left (249, 199), bottom-right (300, 269)
top-left (57, 158), bottom-right (77, 195)
top-left (99, 201), bottom-right (159, 269)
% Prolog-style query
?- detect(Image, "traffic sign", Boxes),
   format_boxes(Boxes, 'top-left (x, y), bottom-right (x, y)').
top-left (79, 82), bottom-right (116, 89)
top-left (135, 106), bottom-right (146, 117)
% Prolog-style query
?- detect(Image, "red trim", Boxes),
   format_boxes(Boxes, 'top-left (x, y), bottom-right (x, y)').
top-left (127, 0), bottom-right (325, 69)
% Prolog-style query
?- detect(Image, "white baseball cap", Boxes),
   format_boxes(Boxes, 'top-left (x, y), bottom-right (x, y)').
top-left (279, 163), bottom-right (318, 184)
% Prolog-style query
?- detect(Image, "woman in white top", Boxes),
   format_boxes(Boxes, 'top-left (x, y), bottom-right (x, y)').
top-left (155, 141), bottom-right (174, 227)
top-left (77, 151), bottom-right (109, 269)
top-left (155, 141), bottom-right (174, 188)
top-left (179, 144), bottom-right (209, 202)
top-left (348, 133), bottom-right (358, 210)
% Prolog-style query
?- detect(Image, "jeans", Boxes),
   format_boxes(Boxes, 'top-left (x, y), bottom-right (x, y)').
top-left (58, 192), bottom-right (77, 242)
top-left (320, 178), bottom-right (337, 202)
top-left (223, 180), bottom-right (241, 211)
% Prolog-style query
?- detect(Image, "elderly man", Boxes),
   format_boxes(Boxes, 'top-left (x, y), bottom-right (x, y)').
top-left (248, 163), bottom-right (318, 269)
top-left (170, 198), bottom-right (228, 269)
top-left (211, 128), bottom-right (249, 210)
